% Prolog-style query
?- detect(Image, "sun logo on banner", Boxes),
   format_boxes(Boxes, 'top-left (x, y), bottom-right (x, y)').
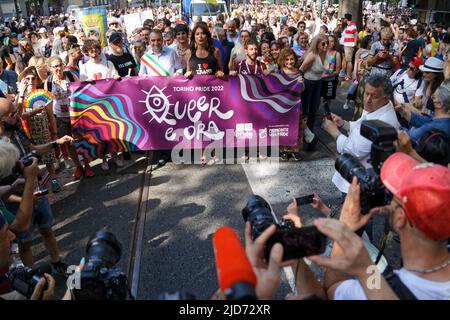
top-left (140, 86), bottom-right (176, 126)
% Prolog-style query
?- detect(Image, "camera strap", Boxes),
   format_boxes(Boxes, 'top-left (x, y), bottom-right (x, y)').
top-left (374, 216), bottom-right (391, 266)
top-left (383, 268), bottom-right (418, 300)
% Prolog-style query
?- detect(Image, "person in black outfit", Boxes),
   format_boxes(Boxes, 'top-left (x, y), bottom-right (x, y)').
top-left (107, 32), bottom-right (138, 77)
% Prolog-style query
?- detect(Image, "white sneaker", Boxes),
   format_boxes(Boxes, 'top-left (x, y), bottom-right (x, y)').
top-left (115, 158), bottom-right (124, 168)
top-left (339, 70), bottom-right (346, 78)
top-left (101, 161), bottom-right (109, 171)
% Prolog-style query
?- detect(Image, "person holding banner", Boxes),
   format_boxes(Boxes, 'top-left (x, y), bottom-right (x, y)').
top-left (185, 23), bottom-right (224, 79)
top-left (79, 39), bottom-right (122, 171)
top-left (138, 29), bottom-right (182, 77)
top-left (184, 22), bottom-right (225, 165)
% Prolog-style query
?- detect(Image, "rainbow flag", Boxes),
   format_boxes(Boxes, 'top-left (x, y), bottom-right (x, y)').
top-left (417, 47), bottom-right (424, 60)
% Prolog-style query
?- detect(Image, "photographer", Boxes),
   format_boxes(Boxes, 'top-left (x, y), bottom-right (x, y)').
top-left (315, 153), bottom-right (450, 300)
top-left (323, 74), bottom-right (400, 197)
top-left (0, 138), bottom-right (36, 235)
top-left (366, 27), bottom-right (398, 78)
top-left (0, 212), bottom-right (55, 300)
top-left (0, 97), bottom-right (72, 272)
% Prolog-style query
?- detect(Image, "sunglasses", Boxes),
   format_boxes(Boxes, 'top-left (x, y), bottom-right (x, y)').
top-left (321, 41), bottom-right (329, 47)
top-left (408, 66), bottom-right (418, 72)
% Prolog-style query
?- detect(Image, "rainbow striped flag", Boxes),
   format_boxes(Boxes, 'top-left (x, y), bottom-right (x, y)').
top-left (417, 47), bottom-right (424, 59)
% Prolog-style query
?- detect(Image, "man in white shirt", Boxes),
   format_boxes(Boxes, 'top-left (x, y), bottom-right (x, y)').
top-left (138, 29), bottom-right (182, 77)
top-left (313, 153), bottom-right (450, 300)
top-left (324, 74), bottom-right (400, 195)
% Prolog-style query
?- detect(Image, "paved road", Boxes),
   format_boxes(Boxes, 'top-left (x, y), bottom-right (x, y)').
top-left (30, 81), bottom-right (400, 300)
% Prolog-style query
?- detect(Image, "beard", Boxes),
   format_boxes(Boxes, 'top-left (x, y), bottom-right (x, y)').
top-left (2, 121), bottom-right (20, 132)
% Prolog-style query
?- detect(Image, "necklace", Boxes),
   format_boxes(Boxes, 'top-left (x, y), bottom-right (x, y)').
top-left (404, 258), bottom-right (450, 274)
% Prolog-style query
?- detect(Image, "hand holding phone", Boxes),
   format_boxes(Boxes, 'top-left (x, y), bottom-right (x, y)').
top-left (34, 189), bottom-right (49, 197)
top-left (295, 194), bottom-right (315, 206)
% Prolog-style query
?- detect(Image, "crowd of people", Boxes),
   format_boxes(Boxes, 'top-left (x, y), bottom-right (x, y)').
top-left (0, 1), bottom-right (449, 300)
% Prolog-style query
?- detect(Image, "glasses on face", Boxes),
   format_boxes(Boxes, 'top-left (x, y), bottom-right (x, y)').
top-left (408, 65), bottom-right (418, 72)
top-left (51, 63), bottom-right (64, 69)
top-left (25, 76), bottom-right (37, 81)
top-left (135, 46), bottom-right (145, 50)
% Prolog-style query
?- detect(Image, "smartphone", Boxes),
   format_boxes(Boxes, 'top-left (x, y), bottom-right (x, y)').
top-left (266, 226), bottom-right (327, 261)
top-left (295, 194), bottom-right (314, 206)
top-left (34, 189), bottom-right (49, 197)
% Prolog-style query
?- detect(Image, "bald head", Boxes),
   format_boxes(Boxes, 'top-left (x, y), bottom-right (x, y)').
top-left (0, 98), bottom-right (15, 119)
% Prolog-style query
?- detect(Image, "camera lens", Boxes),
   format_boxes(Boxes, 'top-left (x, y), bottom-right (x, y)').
top-left (86, 231), bottom-right (122, 269)
top-left (335, 154), bottom-right (367, 184)
top-left (242, 195), bottom-right (275, 240)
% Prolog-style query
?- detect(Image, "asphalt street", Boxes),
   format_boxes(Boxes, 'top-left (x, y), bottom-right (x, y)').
top-left (29, 81), bottom-right (400, 300)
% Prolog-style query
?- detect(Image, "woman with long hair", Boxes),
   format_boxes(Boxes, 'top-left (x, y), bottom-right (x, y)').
top-left (184, 22), bottom-right (224, 164)
top-left (278, 48), bottom-right (303, 161)
top-left (16, 66), bottom-right (60, 192)
top-left (185, 22), bottom-right (224, 78)
top-left (45, 56), bottom-right (94, 180)
top-left (299, 34), bottom-right (329, 151)
top-left (321, 34), bottom-right (342, 117)
top-left (269, 40), bottom-right (282, 74)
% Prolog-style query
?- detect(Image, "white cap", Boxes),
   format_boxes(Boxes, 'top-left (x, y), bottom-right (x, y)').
top-left (39, 27), bottom-right (47, 33)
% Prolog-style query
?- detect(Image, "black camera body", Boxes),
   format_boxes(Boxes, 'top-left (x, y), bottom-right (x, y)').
top-left (242, 195), bottom-right (326, 261)
top-left (335, 120), bottom-right (397, 214)
top-left (7, 262), bottom-right (52, 299)
top-left (71, 231), bottom-right (131, 300)
top-left (0, 151), bottom-right (42, 186)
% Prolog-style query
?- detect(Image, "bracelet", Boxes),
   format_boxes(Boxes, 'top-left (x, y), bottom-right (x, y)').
top-left (338, 121), bottom-right (346, 129)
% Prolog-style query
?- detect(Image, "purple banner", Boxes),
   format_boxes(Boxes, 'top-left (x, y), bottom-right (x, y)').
top-left (70, 74), bottom-right (301, 159)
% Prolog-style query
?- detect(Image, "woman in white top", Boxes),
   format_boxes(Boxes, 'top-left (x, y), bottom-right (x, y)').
top-left (299, 34), bottom-right (329, 151)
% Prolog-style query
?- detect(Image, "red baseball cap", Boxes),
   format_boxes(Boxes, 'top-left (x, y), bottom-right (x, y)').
top-left (381, 152), bottom-right (450, 241)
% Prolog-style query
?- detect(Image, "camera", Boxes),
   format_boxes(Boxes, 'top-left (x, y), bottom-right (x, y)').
top-left (335, 120), bottom-right (397, 214)
top-left (242, 195), bottom-right (327, 261)
top-left (0, 151), bottom-right (41, 186)
top-left (71, 231), bottom-right (132, 300)
top-left (7, 262), bottom-right (52, 299)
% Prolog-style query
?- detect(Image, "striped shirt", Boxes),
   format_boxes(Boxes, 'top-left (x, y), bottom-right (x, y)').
top-left (342, 21), bottom-right (358, 48)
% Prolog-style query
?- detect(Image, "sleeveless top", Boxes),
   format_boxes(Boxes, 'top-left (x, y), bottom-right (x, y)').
top-left (304, 54), bottom-right (327, 81)
top-left (189, 50), bottom-right (218, 76)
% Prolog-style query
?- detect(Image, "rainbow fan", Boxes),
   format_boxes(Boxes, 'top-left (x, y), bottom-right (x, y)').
top-left (23, 89), bottom-right (54, 112)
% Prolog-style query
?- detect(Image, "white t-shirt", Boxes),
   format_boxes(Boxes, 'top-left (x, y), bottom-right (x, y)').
top-left (390, 69), bottom-right (424, 104)
top-left (79, 58), bottom-right (118, 81)
top-left (334, 268), bottom-right (450, 300)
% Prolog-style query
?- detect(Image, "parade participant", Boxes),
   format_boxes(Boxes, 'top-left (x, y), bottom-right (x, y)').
top-left (45, 56), bottom-right (94, 179)
top-left (65, 44), bottom-right (82, 80)
top-left (390, 57), bottom-right (424, 106)
top-left (293, 31), bottom-right (310, 61)
top-left (79, 39), bottom-right (121, 171)
top-left (299, 34), bottom-right (329, 151)
top-left (185, 22), bottom-right (224, 165)
top-left (170, 23), bottom-right (190, 73)
top-left (16, 66), bottom-right (60, 193)
top-left (321, 34), bottom-right (342, 117)
top-left (367, 27), bottom-right (398, 78)
top-left (278, 47), bottom-right (303, 161)
top-left (228, 30), bottom-right (251, 71)
top-left (230, 39), bottom-right (265, 76)
top-left (341, 14), bottom-right (358, 81)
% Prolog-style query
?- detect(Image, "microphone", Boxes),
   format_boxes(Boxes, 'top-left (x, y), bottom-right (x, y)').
top-left (212, 226), bottom-right (257, 300)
